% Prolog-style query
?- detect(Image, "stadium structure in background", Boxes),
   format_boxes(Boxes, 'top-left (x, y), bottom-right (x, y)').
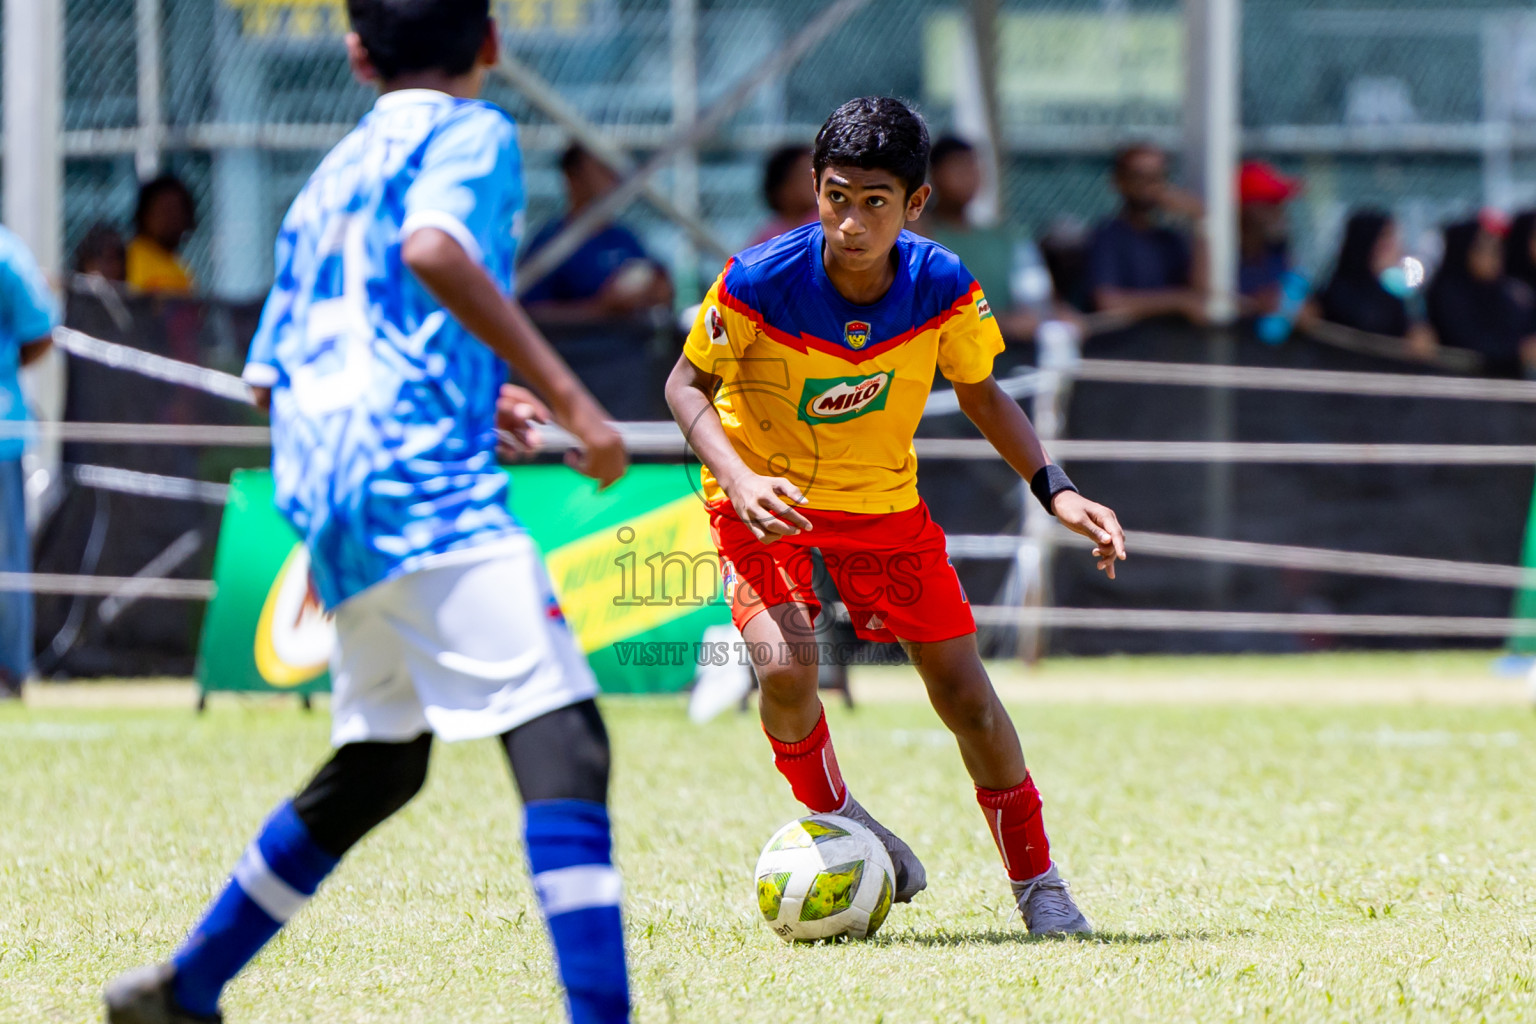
top-left (5, 0), bottom-right (1536, 675)
top-left (8, 0), bottom-right (1536, 300)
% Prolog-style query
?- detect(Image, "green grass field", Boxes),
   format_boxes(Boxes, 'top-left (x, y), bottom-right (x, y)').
top-left (5, 653), bottom-right (1536, 1023)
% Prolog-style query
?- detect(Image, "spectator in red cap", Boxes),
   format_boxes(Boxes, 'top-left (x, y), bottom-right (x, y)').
top-left (1238, 160), bottom-right (1301, 314)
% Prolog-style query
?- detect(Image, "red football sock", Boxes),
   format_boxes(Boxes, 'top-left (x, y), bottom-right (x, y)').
top-left (976, 774), bottom-right (1052, 881)
top-left (764, 710), bottom-right (847, 814)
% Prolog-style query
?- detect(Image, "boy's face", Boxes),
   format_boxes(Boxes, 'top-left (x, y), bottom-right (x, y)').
top-left (816, 165), bottom-right (930, 275)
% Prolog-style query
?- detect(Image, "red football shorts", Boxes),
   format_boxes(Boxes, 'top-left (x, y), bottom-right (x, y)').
top-left (707, 498), bottom-right (975, 644)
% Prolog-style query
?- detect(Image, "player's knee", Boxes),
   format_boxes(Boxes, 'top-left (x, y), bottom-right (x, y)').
top-left (293, 733), bottom-right (433, 856)
top-left (933, 685), bottom-right (1000, 738)
top-left (754, 660), bottom-right (818, 706)
top-left (503, 700), bottom-right (611, 805)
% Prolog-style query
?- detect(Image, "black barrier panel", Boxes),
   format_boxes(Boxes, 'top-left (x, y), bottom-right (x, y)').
top-left (32, 291), bottom-right (267, 677)
top-left (33, 298), bottom-right (1536, 674)
top-left (1035, 320), bottom-right (1536, 655)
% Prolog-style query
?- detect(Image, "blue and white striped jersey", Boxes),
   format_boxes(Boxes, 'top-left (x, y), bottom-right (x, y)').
top-left (244, 89), bottom-right (525, 608)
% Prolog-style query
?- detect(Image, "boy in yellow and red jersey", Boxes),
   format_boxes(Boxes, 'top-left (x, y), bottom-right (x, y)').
top-left (666, 97), bottom-right (1127, 934)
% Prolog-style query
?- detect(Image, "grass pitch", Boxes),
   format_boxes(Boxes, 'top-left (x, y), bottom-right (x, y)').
top-left (5, 652), bottom-right (1536, 1023)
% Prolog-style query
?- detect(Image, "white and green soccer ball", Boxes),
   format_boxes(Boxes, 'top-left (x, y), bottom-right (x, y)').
top-left (754, 814), bottom-right (895, 942)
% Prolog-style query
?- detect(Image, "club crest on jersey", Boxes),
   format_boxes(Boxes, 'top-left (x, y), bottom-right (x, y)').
top-left (798, 371), bottom-right (892, 425)
top-left (705, 305), bottom-right (727, 345)
top-left (843, 320), bottom-right (872, 350)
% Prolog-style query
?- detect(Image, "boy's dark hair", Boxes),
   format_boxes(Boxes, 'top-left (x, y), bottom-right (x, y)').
top-left (761, 145), bottom-right (811, 210)
top-left (929, 135), bottom-right (975, 171)
top-left (134, 174), bottom-right (196, 233)
top-left (347, 0), bottom-right (490, 81)
top-left (813, 97), bottom-right (930, 197)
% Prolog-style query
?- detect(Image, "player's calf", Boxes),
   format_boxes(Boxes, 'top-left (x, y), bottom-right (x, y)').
top-left (104, 737), bottom-right (433, 1022)
top-left (503, 702), bottom-right (629, 1024)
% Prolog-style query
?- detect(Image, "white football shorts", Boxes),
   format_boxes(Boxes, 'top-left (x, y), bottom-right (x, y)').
top-left (328, 532), bottom-right (597, 746)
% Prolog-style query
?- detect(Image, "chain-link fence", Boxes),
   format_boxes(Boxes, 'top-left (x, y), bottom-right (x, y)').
top-left (25, 0), bottom-right (1536, 303)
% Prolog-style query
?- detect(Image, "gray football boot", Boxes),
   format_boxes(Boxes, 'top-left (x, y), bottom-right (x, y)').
top-left (104, 962), bottom-right (223, 1024)
top-left (839, 796), bottom-right (928, 902)
top-left (1012, 862), bottom-right (1092, 935)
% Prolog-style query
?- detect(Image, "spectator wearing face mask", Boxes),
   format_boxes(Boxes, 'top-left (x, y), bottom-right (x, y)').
top-left (1314, 209), bottom-right (1436, 359)
top-left (1427, 215), bottom-right (1536, 379)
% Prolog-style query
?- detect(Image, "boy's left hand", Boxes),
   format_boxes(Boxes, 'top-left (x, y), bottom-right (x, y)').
top-left (1052, 492), bottom-right (1127, 579)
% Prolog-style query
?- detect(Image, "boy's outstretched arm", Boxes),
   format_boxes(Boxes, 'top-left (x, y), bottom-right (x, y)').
top-left (953, 375), bottom-right (1127, 579)
top-left (402, 227), bottom-right (626, 488)
top-left (664, 353), bottom-right (811, 543)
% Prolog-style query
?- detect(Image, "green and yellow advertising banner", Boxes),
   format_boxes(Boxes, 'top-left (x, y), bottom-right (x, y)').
top-left (1513, 477), bottom-right (1536, 656)
top-left (197, 465), bottom-right (729, 698)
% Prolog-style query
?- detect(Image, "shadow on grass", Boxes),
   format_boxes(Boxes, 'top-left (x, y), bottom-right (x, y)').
top-left (875, 928), bottom-right (1239, 947)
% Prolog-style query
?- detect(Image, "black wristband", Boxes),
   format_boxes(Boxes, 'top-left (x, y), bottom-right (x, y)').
top-left (1030, 464), bottom-right (1078, 516)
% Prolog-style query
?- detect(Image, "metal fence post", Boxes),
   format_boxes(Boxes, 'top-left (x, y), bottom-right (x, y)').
top-left (670, 0), bottom-right (701, 303)
top-left (4, 0), bottom-right (64, 274)
top-left (1015, 320), bottom-right (1080, 662)
top-left (136, 0), bottom-right (164, 180)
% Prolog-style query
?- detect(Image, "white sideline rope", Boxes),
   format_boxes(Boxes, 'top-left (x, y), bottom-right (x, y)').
top-left (0, 572), bottom-right (214, 599)
top-left (53, 327), bottom-right (255, 404)
top-left (0, 422), bottom-right (272, 445)
top-left (73, 464), bottom-right (231, 504)
top-left (1069, 358), bottom-right (1536, 403)
top-left (925, 439), bottom-right (1536, 465)
top-left (947, 530), bottom-right (1536, 589)
top-left (524, 423), bottom-right (1536, 465)
top-left (965, 606), bottom-right (1536, 638)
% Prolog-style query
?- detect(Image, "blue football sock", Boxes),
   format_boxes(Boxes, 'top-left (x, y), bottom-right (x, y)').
top-left (171, 801), bottom-right (338, 1016)
top-left (525, 800), bottom-right (630, 1024)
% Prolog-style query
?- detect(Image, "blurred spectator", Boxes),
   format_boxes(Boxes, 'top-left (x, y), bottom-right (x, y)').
top-left (73, 223), bottom-right (127, 283)
top-left (1086, 142), bottom-right (1208, 323)
top-left (1237, 160), bottom-right (1302, 314)
top-left (1503, 210), bottom-right (1536, 296)
top-left (521, 143), bottom-right (673, 321)
top-left (127, 174), bottom-right (197, 295)
top-left (1314, 210), bottom-right (1435, 358)
top-left (916, 135), bottom-right (1059, 340)
top-left (749, 144), bottom-right (817, 247)
top-left (1040, 217), bottom-right (1091, 313)
top-left (1427, 216), bottom-right (1536, 379)
top-left (0, 226), bottom-right (60, 698)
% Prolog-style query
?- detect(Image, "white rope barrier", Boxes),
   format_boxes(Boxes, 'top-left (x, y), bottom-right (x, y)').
top-left (73, 464), bottom-right (231, 504)
top-left (53, 327), bottom-right (255, 404)
top-left (0, 421), bottom-right (271, 445)
top-left (933, 439), bottom-right (1536, 465)
top-left (1069, 357), bottom-right (1536, 403)
top-left (947, 529), bottom-right (1536, 589)
top-left (0, 572), bottom-right (214, 599)
top-left (965, 606), bottom-right (1536, 638)
top-left (528, 424), bottom-right (1536, 466)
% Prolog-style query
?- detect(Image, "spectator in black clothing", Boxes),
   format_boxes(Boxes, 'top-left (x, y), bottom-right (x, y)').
top-left (1503, 210), bottom-right (1536, 296)
top-left (1314, 210), bottom-right (1436, 358)
top-left (1086, 142), bottom-right (1208, 323)
top-left (1427, 217), bottom-right (1536, 378)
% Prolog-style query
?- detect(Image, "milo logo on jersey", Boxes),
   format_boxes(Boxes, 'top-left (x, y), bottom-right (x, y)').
top-left (798, 372), bottom-right (892, 425)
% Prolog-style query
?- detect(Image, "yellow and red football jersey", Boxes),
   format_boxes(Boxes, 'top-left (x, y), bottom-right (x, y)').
top-left (683, 223), bottom-right (1004, 513)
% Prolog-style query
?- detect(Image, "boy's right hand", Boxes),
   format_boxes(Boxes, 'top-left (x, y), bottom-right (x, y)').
top-left (567, 424), bottom-right (628, 490)
top-left (725, 474), bottom-right (812, 543)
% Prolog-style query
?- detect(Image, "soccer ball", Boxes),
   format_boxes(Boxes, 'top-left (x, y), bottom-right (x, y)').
top-left (754, 814), bottom-right (896, 942)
